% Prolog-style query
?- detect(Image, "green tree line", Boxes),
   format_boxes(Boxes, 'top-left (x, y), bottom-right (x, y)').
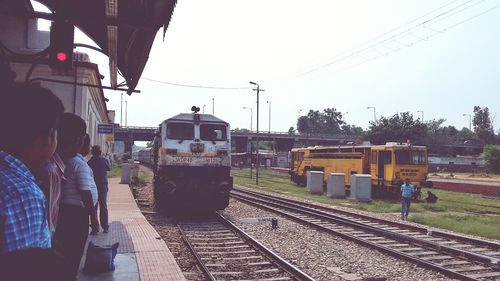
top-left (292, 106), bottom-right (499, 173)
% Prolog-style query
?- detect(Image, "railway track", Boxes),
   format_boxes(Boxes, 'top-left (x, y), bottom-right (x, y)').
top-left (231, 187), bottom-right (500, 281)
top-left (177, 212), bottom-right (315, 281)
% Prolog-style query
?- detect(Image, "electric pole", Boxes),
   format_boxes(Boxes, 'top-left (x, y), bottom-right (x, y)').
top-left (250, 81), bottom-right (264, 186)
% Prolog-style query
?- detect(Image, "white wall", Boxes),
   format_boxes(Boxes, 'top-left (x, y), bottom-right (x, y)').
top-left (2, 15), bottom-right (114, 156)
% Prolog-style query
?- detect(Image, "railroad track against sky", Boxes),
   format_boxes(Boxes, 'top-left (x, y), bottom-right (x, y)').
top-left (231, 187), bottom-right (500, 281)
top-left (177, 213), bottom-right (315, 281)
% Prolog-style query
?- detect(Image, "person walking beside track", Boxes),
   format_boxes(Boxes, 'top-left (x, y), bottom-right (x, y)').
top-left (88, 145), bottom-right (111, 233)
top-left (400, 178), bottom-right (414, 221)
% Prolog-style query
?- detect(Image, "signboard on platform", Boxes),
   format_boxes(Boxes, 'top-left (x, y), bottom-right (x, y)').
top-left (98, 124), bottom-right (114, 134)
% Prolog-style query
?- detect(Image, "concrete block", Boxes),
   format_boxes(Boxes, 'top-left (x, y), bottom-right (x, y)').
top-left (121, 163), bottom-right (131, 184)
top-left (350, 174), bottom-right (372, 202)
top-left (327, 173), bottom-right (346, 198)
top-left (307, 171), bottom-right (323, 195)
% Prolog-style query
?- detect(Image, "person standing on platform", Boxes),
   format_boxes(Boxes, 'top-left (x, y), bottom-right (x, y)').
top-left (34, 146), bottom-right (66, 237)
top-left (55, 113), bottom-right (99, 280)
top-left (79, 134), bottom-right (99, 235)
top-left (88, 145), bottom-right (111, 233)
top-left (400, 178), bottom-right (414, 221)
top-left (0, 83), bottom-right (65, 280)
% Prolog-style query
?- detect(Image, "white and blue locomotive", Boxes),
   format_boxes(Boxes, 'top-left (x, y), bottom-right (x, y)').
top-left (136, 110), bottom-right (233, 212)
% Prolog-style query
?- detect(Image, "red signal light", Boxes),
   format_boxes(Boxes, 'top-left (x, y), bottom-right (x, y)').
top-left (56, 51), bottom-right (68, 62)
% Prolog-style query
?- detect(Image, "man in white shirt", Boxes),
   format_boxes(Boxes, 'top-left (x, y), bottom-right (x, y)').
top-left (54, 114), bottom-right (99, 281)
top-left (79, 133), bottom-right (99, 235)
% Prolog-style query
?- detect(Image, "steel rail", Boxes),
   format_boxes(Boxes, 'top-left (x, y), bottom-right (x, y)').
top-left (230, 191), bottom-right (499, 281)
top-left (217, 212), bottom-right (316, 281)
top-left (177, 224), bottom-right (217, 281)
top-left (231, 190), bottom-right (500, 266)
top-left (177, 213), bottom-right (316, 281)
top-left (235, 187), bottom-right (500, 251)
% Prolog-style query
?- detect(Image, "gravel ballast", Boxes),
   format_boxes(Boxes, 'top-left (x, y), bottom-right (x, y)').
top-left (134, 167), bottom-right (458, 280)
top-left (222, 198), bottom-right (456, 281)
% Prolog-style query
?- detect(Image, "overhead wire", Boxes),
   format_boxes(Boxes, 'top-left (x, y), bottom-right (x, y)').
top-left (300, 0), bottom-right (495, 76)
top-left (95, 62), bottom-right (251, 91)
top-left (140, 77), bottom-right (251, 90)
top-left (326, 0), bottom-right (500, 76)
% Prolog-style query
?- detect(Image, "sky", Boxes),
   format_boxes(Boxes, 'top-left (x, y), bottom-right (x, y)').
top-left (36, 0), bottom-right (500, 133)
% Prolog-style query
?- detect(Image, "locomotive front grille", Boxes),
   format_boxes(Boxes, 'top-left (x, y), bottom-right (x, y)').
top-left (190, 142), bottom-right (205, 153)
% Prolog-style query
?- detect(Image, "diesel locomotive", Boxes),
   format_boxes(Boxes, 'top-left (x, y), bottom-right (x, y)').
top-left (134, 109), bottom-right (233, 212)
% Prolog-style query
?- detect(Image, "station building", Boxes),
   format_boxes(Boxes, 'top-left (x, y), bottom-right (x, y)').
top-left (0, 15), bottom-right (114, 155)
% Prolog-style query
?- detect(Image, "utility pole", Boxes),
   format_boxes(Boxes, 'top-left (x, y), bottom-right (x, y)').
top-left (367, 106), bottom-right (376, 123)
top-left (202, 104), bottom-right (206, 114)
top-left (125, 100), bottom-right (128, 126)
top-left (243, 106), bottom-right (254, 179)
top-left (243, 107), bottom-right (253, 131)
top-left (267, 100), bottom-right (271, 134)
top-left (250, 81), bottom-right (264, 186)
top-left (120, 93), bottom-right (123, 126)
top-left (212, 97), bottom-right (214, 114)
top-left (463, 113), bottom-right (472, 130)
top-left (417, 110), bottom-right (424, 122)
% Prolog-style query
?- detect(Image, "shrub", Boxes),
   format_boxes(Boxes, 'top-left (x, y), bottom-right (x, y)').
top-left (483, 145), bottom-right (500, 174)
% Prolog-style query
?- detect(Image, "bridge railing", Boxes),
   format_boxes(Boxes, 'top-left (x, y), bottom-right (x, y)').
top-left (232, 130), bottom-right (355, 140)
top-left (115, 127), bottom-right (356, 140)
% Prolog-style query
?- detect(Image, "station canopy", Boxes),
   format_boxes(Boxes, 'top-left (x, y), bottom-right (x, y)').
top-left (2, 0), bottom-right (177, 94)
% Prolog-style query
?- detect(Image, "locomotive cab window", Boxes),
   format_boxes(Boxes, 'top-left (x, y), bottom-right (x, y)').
top-left (166, 122), bottom-right (194, 139)
top-left (395, 150), bottom-right (426, 165)
top-left (200, 124), bottom-right (227, 141)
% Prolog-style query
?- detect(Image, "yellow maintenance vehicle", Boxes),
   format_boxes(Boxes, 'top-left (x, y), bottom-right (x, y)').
top-left (289, 143), bottom-right (431, 192)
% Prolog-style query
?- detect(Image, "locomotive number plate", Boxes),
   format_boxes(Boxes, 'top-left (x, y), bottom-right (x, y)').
top-left (169, 156), bottom-right (222, 166)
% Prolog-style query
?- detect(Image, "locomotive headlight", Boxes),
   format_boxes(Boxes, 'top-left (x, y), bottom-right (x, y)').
top-left (166, 148), bottom-right (177, 155)
top-left (217, 149), bottom-right (228, 156)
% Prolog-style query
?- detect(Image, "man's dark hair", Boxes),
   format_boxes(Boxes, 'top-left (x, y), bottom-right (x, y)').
top-left (91, 145), bottom-right (102, 156)
top-left (57, 113), bottom-right (87, 149)
top-left (0, 83), bottom-right (64, 155)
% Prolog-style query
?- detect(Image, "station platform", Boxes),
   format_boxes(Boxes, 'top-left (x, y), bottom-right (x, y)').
top-left (77, 178), bottom-right (186, 281)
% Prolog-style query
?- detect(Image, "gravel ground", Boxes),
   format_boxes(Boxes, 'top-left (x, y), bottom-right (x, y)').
top-left (133, 167), bottom-right (207, 281)
top-left (235, 185), bottom-right (500, 244)
top-left (133, 167), bottom-right (460, 281)
top-left (222, 198), bottom-right (456, 281)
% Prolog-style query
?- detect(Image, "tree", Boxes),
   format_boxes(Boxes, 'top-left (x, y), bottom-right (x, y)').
top-left (483, 145), bottom-right (500, 174)
top-left (366, 112), bottom-right (427, 145)
top-left (341, 124), bottom-right (364, 137)
top-left (424, 119), bottom-right (464, 145)
top-left (297, 116), bottom-right (311, 134)
top-left (288, 126), bottom-right (295, 134)
top-left (296, 108), bottom-right (344, 135)
top-left (456, 127), bottom-right (477, 143)
top-left (473, 106), bottom-right (495, 144)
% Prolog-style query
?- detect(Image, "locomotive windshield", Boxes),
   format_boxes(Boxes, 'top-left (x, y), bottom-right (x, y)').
top-left (166, 122), bottom-right (194, 139)
top-left (200, 124), bottom-right (227, 141)
top-left (395, 150), bottom-right (426, 165)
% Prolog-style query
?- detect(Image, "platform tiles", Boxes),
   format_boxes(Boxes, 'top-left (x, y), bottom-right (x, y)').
top-left (78, 178), bottom-right (186, 281)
